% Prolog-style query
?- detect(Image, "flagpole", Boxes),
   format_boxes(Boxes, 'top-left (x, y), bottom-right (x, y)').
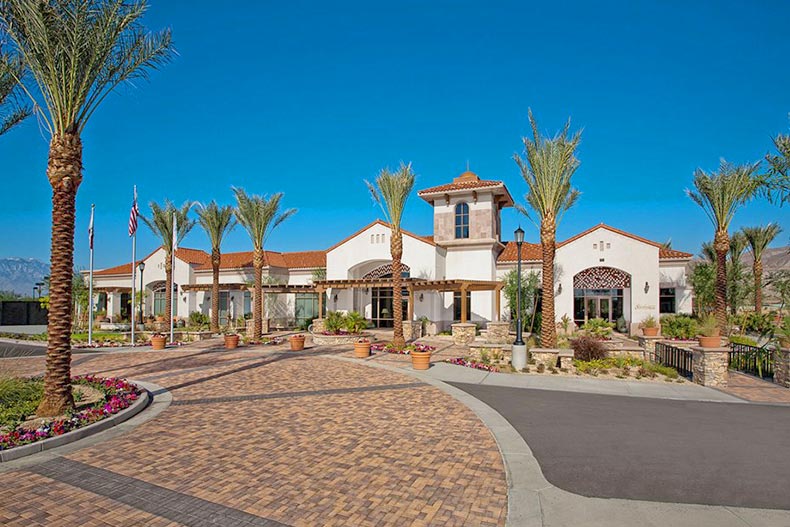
top-left (130, 186), bottom-right (138, 347)
top-left (88, 204), bottom-right (95, 346)
top-left (170, 211), bottom-right (176, 343)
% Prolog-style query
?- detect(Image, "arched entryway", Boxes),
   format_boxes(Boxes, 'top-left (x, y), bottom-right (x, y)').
top-left (362, 263), bottom-right (410, 328)
top-left (573, 267), bottom-right (631, 326)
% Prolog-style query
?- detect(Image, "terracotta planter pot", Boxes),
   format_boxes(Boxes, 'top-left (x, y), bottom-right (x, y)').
top-left (698, 336), bottom-right (721, 348)
top-left (642, 327), bottom-right (659, 337)
top-left (290, 336), bottom-right (306, 351)
top-left (155, 316), bottom-right (166, 323)
top-left (354, 342), bottom-right (371, 358)
top-left (411, 350), bottom-right (431, 370)
top-left (150, 336), bottom-right (166, 350)
top-left (224, 334), bottom-right (240, 350)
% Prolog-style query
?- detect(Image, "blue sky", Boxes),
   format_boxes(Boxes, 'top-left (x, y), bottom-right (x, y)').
top-left (1, 0), bottom-right (789, 269)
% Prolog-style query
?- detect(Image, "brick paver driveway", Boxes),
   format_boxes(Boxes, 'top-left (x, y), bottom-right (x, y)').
top-left (0, 341), bottom-right (507, 527)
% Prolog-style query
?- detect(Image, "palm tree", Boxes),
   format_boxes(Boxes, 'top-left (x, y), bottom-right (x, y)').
top-left (142, 201), bottom-right (194, 329)
top-left (727, 231), bottom-right (748, 316)
top-left (196, 201), bottom-right (236, 332)
top-left (514, 110), bottom-right (581, 348)
top-left (686, 160), bottom-right (763, 329)
top-left (233, 188), bottom-right (295, 340)
top-left (1, 0), bottom-right (172, 416)
top-left (0, 45), bottom-right (29, 135)
top-left (366, 163), bottom-right (416, 349)
top-left (742, 223), bottom-right (782, 314)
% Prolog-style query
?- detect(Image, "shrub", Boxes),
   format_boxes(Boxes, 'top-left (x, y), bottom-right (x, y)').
top-left (570, 335), bottom-right (607, 361)
top-left (732, 312), bottom-right (774, 334)
top-left (641, 315), bottom-right (657, 329)
top-left (188, 311), bottom-right (209, 327)
top-left (0, 376), bottom-right (43, 429)
top-left (536, 363), bottom-right (546, 373)
top-left (660, 314), bottom-right (698, 340)
top-left (729, 334), bottom-right (758, 346)
top-left (698, 314), bottom-right (719, 337)
top-left (344, 311), bottom-right (368, 334)
top-left (581, 318), bottom-right (614, 338)
top-left (324, 311), bottom-right (346, 333)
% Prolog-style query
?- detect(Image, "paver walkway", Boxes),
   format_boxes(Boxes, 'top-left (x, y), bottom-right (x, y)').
top-left (0, 341), bottom-right (507, 527)
top-left (719, 371), bottom-right (790, 404)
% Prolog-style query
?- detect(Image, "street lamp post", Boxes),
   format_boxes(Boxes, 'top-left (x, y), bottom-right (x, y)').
top-left (138, 262), bottom-right (145, 325)
top-left (511, 227), bottom-right (528, 370)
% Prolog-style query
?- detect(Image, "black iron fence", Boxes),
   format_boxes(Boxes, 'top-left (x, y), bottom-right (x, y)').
top-left (729, 343), bottom-right (774, 380)
top-left (655, 342), bottom-right (693, 379)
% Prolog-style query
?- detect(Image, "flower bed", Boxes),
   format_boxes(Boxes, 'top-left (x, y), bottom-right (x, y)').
top-left (445, 357), bottom-right (499, 372)
top-left (0, 376), bottom-right (141, 451)
top-left (371, 342), bottom-right (436, 355)
top-left (313, 333), bottom-right (371, 345)
top-left (244, 336), bottom-right (284, 346)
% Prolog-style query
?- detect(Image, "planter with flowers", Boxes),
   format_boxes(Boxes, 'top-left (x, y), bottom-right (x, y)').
top-left (697, 315), bottom-right (721, 348)
top-left (150, 333), bottom-right (167, 350)
top-left (224, 332), bottom-right (240, 350)
top-left (641, 315), bottom-right (659, 337)
top-left (289, 334), bottom-right (306, 351)
top-left (354, 338), bottom-right (371, 358)
top-left (370, 342), bottom-right (436, 370)
top-left (311, 310), bottom-right (373, 345)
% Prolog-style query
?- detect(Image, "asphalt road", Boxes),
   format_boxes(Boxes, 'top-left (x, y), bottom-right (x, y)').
top-left (0, 340), bottom-right (48, 358)
top-left (450, 382), bottom-right (790, 510)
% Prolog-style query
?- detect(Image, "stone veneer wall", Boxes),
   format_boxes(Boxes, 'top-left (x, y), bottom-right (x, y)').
top-left (402, 320), bottom-right (422, 341)
top-left (775, 349), bottom-right (790, 388)
top-left (691, 347), bottom-right (729, 387)
top-left (451, 323), bottom-right (476, 345)
top-left (485, 322), bottom-right (510, 344)
top-left (530, 348), bottom-right (560, 368)
top-left (311, 318), bottom-right (326, 333)
top-left (637, 336), bottom-right (663, 362)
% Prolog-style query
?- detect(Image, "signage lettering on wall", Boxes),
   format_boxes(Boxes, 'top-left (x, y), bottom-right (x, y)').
top-left (635, 304), bottom-right (655, 310)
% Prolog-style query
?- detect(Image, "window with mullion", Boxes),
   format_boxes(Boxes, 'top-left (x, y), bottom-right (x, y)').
top-left (455, 202), bottom-right (469, 239)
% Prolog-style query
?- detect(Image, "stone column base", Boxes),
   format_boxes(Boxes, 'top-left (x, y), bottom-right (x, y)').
top-left (311, 318), bottom-right (326, 333)
top-left (451, 323), bottom-right (476, 345)
top-left (559, 350), bottom-right (574, 370)
top-left (774, 348), bottom-right (790, 388)
top-left (485, 321), bottom-right (511, 344)
top-left (637, 336), bottom-right (663, 362)
top-left (531, 348), bottom-right (560, 368)
top-left (402, 320), bottom-right (422, 341)
top-left (692, 347), bottom-right (729, 387)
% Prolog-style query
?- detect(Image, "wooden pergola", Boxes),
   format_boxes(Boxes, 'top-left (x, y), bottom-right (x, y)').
top-left (313, 278), bottom-right (504, 323)
top-left (180, 283), bottom-right (316, 294)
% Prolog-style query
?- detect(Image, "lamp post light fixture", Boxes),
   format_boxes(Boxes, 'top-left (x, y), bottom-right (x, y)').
top-left (138, 262), bottom-right (146, 324)
top-left (511, 226), bottom-right (528, 370)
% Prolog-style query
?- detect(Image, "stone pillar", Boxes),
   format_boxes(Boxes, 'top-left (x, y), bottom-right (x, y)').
top-left (530, 348), bottom-right (560, 368)
top-left (774, 348), bottom-right (790, 388)
top-left (637, 336), bottom-right (663, 362)
top-left (262, 318), bottom-right (270, 334)
top-left (451, 323), bottom-right (476, 345)
top-left (485, 321), bottom-right (510, 344)
top-left (691, 347), bottom-right (729, 387)
top-left (559, 350), bottom-right (574, 370)
top-left (402, 320), bottom-right (421, 341)
top-left (311, 318), bottom-right (326, 333)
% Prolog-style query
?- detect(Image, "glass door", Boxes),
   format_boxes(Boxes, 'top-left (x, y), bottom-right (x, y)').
top-left (598, 297), bottom-right (612, 322)
top-left (218, 291), bottom-right (230, 325)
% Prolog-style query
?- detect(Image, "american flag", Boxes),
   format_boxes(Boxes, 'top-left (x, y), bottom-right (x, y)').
top-left (128, 187), bottom-right (139, 237)
top-left (88, 204), bottom-right (95, 250)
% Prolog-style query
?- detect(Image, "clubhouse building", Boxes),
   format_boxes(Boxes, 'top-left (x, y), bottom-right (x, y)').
top-left (90, 170), bottom-right (693, 333)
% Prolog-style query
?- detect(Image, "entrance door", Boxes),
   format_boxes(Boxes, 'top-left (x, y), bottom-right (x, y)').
top-left (585, 297), bottom-right (612, 322)
top-left (218, 291), bottom-right (230, 326)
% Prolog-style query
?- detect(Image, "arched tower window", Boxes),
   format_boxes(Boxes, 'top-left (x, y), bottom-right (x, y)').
top-left (455, 202), bottom-right (469, 239)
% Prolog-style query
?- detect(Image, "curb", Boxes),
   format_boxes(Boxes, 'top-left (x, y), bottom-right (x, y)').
top-left (0, 379), bottom-right (165, 463)
top-left (324, 355), bottom-right (547, 527)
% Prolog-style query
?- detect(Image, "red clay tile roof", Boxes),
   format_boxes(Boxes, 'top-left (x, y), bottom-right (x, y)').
top-left (496, 224), bottom-right (693, 263)
top-left (282, 250), bottom-right (327, 269)
top-left (418, 179), bottom-right (506, 195)
top-left (326, 219), bottom-right (436, 252)
top-left (174, 247), bottom-right (211, 266)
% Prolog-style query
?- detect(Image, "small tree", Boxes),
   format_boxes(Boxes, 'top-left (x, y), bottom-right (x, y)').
top-left (502, 269), bottom-right (540, 333)
top-left (742, 224), bottom-right (783, 314)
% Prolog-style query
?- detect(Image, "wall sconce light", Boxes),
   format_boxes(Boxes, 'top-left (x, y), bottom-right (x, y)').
top-left (333, 294), bottom-right (338, 303)
top-left (557, 283), bottom-right (562, 295)
top-left (419, 293), bottom-right (424, 302)
top-left (644, 282), bottom-right (650, 294)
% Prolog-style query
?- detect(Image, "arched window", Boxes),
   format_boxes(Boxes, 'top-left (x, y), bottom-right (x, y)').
top-left (455, 202), bottom-right (469, 239)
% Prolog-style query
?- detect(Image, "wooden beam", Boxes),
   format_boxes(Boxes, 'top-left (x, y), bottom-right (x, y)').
top-left (407, 286), bottom-right (414, 321)
top-left (495, 285), bottom-right (502, 322)
top-left (317, 287), bottom-right (324, 317)
top-left (460, 283), bottom-right (468, 323)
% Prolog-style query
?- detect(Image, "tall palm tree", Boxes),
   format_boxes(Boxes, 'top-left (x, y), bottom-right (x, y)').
top-left (233, 188), bottom-right (295, 340)
top-left (514, 109), bottom-right (581, 348)
top-left (0, 44), bottom-right (29, 135)
top-left (196, 201), bottom-right (236, 332)
top-left (142, 201), bottom-right (194, 329)
top-left (366, 162), bottom-right (416, 349)
top-left (686, 160), bottom-right (763, 330)
top-left (742, 223), bottom-right (782, 314)
top-left (1, 0), bottom-right (172, 416)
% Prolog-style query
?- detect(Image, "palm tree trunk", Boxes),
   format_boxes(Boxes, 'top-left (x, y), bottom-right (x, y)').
top-left (713, 230), bottom-right (729, 329)
top-left (253, 249), bottom-right (263, 340)
top-left (391, 229), bottom-right (405, 348)
top-left (37, 133), bottom-right (82, 417)
top-left (540, 219), bottom-right (557, 348)
top-left (754, 259), bottom-right (763, 314)
top-left (165, 250), bottom-right (173, 329)
top-left (211, 249), bottom-right (220, 332)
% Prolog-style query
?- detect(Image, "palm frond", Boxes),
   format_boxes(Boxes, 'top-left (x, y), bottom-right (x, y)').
top-left (514, 109), bottom-right (582, 225)
top-left (0, 42), bottom-right (30, 135)
top-left (742, 223), bottom-right (783, 261)
top-left (141, 199), bottom-right (195, 250)
top-left (366, 162), bottom-right (415, 231)
top-left (196, 200), bottom-right (236, 252)
top-left (232, 187), bottom-right (295, 251)
top-left (686, 159), bottom-right (764, 231)
top-left (0, 0), bottom-right (174, 135)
